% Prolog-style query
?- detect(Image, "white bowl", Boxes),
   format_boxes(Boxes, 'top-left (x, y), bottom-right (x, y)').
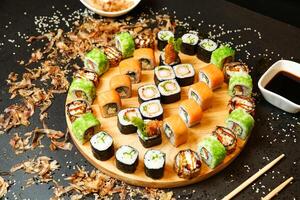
top-left (258, 60), bottom-right (300, 113)
top-left (80, 0), bottom-right (141, 17)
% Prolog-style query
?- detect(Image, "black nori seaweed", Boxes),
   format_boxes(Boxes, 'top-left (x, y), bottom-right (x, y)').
top-left (117, 117), bottom-right (137, 134)
top-left (116, 158), bottom-right (138, 173)
top-left (90, 142), bottom-right (114, 161)
top-left (144, 164), bottom-right (165, 179)
top-left (176, 75), bottom-right (195, 87)
top-left (160, 91), bottom-right (181, 104)
top-left (159, 54), bottom-right (181, 67)
top-left (196, 40), bottom-right (219, 63)
top-left (137, 88), bottom-right (160, 104)
top-left (140, 108), bottom-right (163, 120)
top-left (138, 134), bottom-right (162, 148)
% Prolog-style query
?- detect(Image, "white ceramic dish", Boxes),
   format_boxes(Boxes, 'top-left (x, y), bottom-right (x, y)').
top-left (80, 0), bottom-right (141, 17)
top-left (258, 60), bottom-right (300, 113)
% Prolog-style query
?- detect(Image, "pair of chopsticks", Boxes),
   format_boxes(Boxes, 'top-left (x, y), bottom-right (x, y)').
top-left (222, 154), bottom-right (294, 200)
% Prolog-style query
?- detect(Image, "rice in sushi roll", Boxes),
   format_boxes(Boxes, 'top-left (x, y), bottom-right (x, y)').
top-left (133, 48), bottom-right (156, 70)
top-left (229, 95), bottom-right (255, 116)
top-left (144, 150), bottom-right (166, 179)
top-left (173, 64), bottom-right (195, 87)
top-left (84, 48), bottom-right (109, 76)
top-left (198, 136), bottom-right (226, 169)
top-left (181, 33), bottom-right (199, 55)
top-left (116, 145), bottom-right (139, 173)
top-left (138, 84), bottom-right (160, 104)
top-left (110, 75), bottom-right (132, 99)
top-left (188, 82), bottom-right (213, 110)
top-left (212, 126), bottom-right (237, 154)
top-left (179, 99), bottom-right (203, 127)
top-left (154, 65), bottom-right (176, 85)
top-left (174, 149), bottom-right (202, 179)
top-left (158, 79), bottom-right (181, 104)
top-left (68, 78), bottom-right (95, 103)
top-left (115, 32), bottom-right (135, 58)
top-left (210, 45), bottom-right (235, 69)
top-left (90, 131), bottom-right (114, 161)
top-left (97, 89), bottom-right (122, 118)
top-left (228, 74), bottom-right (253, 97)
top-left (197, 39), bottom-right (218, 63)
top-left (226, 108), bottom-right (254, 140)
top-left (66, 99), bottom-right (91, 123)
top-left (117, 108), bottom-right (142, 134)
top-left (139, 100), bottom-right (163, 120)
top-left (199, 64), bottom-right (224, 90)
top-left (223, 62), bottom-right (250, 83)
top-left (157, 30), bottom-right (174, 51)
top-left (163, 114), bottom-right (188, 147)
top-left (119, 58), bottom-right (142, 84)
top-left (103, 46), bottom-right (122, 67)
top-left (74, 69), bottom-right (99, 87)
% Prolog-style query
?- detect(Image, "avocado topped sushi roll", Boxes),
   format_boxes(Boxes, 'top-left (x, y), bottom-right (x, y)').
top-left (90, 131), bottom-right (114, 161)
top-left (158, 79), bottom-right (181, 104)
top-left (197, 39), bottom-right (218, 63)
top-left (181, 33), bottom-right (199, 55)
top-left (138, 84), bottom-right (160, 104)
top-left (198, 136), bottom-right (226, 169)
top-left (103, 46), bottom-right (122, 67)
top-left (116, 145), bottom-right (139, 173)
top-left (174, 149), bottom-right (202, 179)
top-left (133, 48), bottom-right (156, 70)
top-left (117, 108), bottom-right (142, 134)
top-left (157, 30), bottom-right (174, 51)
top-left (71, 112), bottom-right (100, 144)
top-left (226, 108), bottom-right (254, 140)
top-left (68, 78), bottom-right (95, 103)
top-left (139, 100), bottom-right (163, 120)
top-left (115, 32), bottom-right (135, 58)
top-left (154, 65), bottom-right (176, 85)
top-left (66, 99), bottom-right (91, 123)
top-left (228, 74), bottom-right (253, 97)
top-left (210, 45), bottom-right (235, 69)
top-left (173, 64), bottom-right (195, 86)
top-left (223, 62), bottom-right (250, 83)
top-left (97, 89), bottom-right (122, 118)
top-left (84, 48), bottom-right (109, 76)
top-left (163, 114), bottom-right (188, 147)
top-left (212, 126), bottom-right (237, 154)
top-left (229, 95), bottom-right (255, 116)
top-left (144, 150), bottom-right (166, 179)
top-left (110, 75), bottom-right (132, 99)
top-left (74, 69), bottom-right (99, 87)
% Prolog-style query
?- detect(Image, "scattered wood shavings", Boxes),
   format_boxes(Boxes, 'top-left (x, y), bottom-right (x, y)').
top-left (0, 176), bottom-right (9, 198)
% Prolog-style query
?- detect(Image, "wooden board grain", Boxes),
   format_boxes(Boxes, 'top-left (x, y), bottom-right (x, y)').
top-left (66, 51), bottom-right (248, 188)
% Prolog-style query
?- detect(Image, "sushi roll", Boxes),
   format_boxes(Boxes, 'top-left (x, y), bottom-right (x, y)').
top-left (71, 112), bottom-right (100, 144)
top-left (133, 48), bottom-right (156, 70)
top-left (210, 45), bottom-right (235, 69)
top-left (229, 95), bottom-right (255, 116)
top-left (134, 33), bottom-right (155, 49)
top-left (158, 79), bottom-right (181, 104)
top-left (66, 99), bottom-right (91, 122)
top-left (84, 48), bottom-right (109, 76)
top-left (174, 149), bottom-right (202, 179)
top-left (138, 84), bottom-right (160, 104)
top-left (188, 82), bottom-right (213, 110)
top-left (116, 145), bottom-right (139, 173)
top-left (117, 108), bottom-right (142, 134)
top-left (226, 108), bottom-right (254, 140)
top-left (163, 114), bottom-right (188, 147)
top-left (97, 89), bottom-right (122, 118)
top-left (119, 58), bottom-right (142, 84)
top-left (68, 78), bottom-right (95, 103)
top-left (179, 99), bottom-right (203, 127)
top-left (198, 136), bottom-right (226, 169)
top-left (132, 118), bottom-right (162, 148)
top-left (159, 38), bottom-right (182, 67)
top-left (223, 62), bottom-right (250, 83)
top-left (173, 64), bottom-right (195, 87)
top-left (139, 100), bottom-right (163, 120)
top-left (157, 30), bottom-right (174, 51)
top-left (103, 46), bottom-right (122, 67)
top-left (90, 131), bottom-right (114, 161)
top-left (110, 75), bottom-right (132, 99)
top-left (154, 65), bottom-right (176, 85)
top-left (212, 126), bottom-right (237, 154)
top-left (181, 33), bottom-right (199, 55)
top-left (74, 69), bottom-right (99, 87)
top-left (144, 150), bottom-right (166, 179)
top-left (196, 38), bottom-right (218, 63)
top-left (199, 64), bottom-right (224, 90)
top-left (115, 32), bottom-right (135, 58)
top-left (228, 74), bottom-right (253, 97)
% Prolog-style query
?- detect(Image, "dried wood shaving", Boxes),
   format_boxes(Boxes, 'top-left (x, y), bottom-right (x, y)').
top-left (0, 176), bottom-right (9, 198)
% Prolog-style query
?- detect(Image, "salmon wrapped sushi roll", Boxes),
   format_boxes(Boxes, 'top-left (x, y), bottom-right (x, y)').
top-left (119, 58), bottom-right (142, 84)
top-left (133, 48), bottom-right (156, 70)
top-left (66, 99), bottom-right (91, 123)
top-left (97, 89), bottom-right (122, 118)
top-left (163, 114), bottom-right (188, 147)
top-left (188, 82), bottom-right (213, 110)
top-left (110, 75), bottom-right (132, 99)
top-left (68, 78), bottom-right (95, 103)
top-left (179, 99), bottom-right (203, 127)
top-left (199, 64), bottom-right (224, 90)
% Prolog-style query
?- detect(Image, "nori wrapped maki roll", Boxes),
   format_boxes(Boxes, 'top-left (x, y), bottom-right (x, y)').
top-left (74, 69), bottom-right (99, 87)
top-left (229, 95), bottom-right (255, 116)
top-left (226, 108), bottom-right (254, 140)
top-left (71, 112), bottom-right (100, 144)
top-left (138, 84), bottom-right (160, 104)
top-left (144, 150), bottom-right (166, 179)
top-left (196, 39), bottom-right (218, 63)
top-left (159, 37), bottom-right (182, 67)
top-left (157, 30), bottom-right (174, 51)
top-left (115, 32), bottom-right (135, 58)
top-left (84, 48), bottom-right (109, 76)
top-left (228, 74), bottom-right (253, 97)
top-left (212, 126), bottom-right (237, 154)
top-left (223, 62), bottom-right (250, 83)
top-left (181, 33), bottom-right (199, 55)
top-left (68, 78), bottom-right (95, 103)
top-left (198, 136), bottom-right (226, 169)
top-left (210, 45), bottom-right (235, 69)
top-left (90, 131), bottom-right (114, 161)
top-left (116, 145), bottom-right (139, 173)
top-left (139, 100), bottom-right (163, 120)
top-left (158, 79), bottom-right (181, 104)
top-left (117, 108), bottom-right (142, 134)
top-left (173, 64), bottom-right (195, 86)
top-left (66, 99), bottom-right (92, 123)
top-left (154, 65), bottom-right (176, 85)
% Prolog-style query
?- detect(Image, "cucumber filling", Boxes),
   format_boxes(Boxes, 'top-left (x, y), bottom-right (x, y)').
top-left (179, 107), bottom-right (189, 124)
top-left (199, 72), bottom-right (210, 85)
top-left (104, 103), bottom-right (118, 115)
top-left (116, 86), bottom-right (129, 97)
top-left (190, 90), bottom-right (200, 103)
top-left (140, 58), bottom-right (152, 69)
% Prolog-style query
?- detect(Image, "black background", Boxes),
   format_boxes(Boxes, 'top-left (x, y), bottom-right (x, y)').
top-left (0, 0), bottom-right (299, 199)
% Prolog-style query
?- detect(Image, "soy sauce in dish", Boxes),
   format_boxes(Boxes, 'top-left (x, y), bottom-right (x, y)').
top-left (265, 71), bottom-right (300, 105)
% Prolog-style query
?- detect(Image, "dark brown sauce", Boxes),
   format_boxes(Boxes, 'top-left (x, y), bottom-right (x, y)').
top-left (265, 71), bottom-right (300, 105)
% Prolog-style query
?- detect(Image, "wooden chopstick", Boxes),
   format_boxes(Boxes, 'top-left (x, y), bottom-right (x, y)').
top-left (261, 177), bottom-right (294, 200)
top-left (222, 154), bottom-right (285, 200)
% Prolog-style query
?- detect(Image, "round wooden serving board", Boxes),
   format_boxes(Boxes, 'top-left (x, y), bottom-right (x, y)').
top-left (66, 51), bottom-right (248, 188)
